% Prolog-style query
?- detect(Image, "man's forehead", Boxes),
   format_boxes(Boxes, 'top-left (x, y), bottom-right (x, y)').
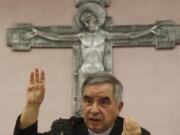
top-left (83, 82), bottom-right (114, 96)
top-left (84, 82), bottom-right (114, 89)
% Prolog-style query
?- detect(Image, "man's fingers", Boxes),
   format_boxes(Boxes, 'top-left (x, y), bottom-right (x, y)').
top-left (30, 72), bottom-right (35, 84)
top-left (123, 116), bottom-right (141, 132)
top-left (126, 116), bottom-right (136, 130)
top-left (28, 69), bottom-right (45, 92)
top-left (30, 69), bottom-right (41, 84)
top-left (40, 70), bottom-right (45, 83)
top-left (124, 116), bottom-right (133, 131)
top-left (35, 68), bottom-right (40, 83)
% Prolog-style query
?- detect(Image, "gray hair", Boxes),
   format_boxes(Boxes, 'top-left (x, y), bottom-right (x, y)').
top-left (81, 72), bottom-right (123, 104)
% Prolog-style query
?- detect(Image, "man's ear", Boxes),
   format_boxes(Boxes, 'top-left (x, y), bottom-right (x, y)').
top-left (118, 101), bottom-right (124, 113)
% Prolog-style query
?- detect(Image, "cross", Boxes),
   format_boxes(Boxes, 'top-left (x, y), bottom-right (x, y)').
top-left (6, 0), bottom-right (180, 116)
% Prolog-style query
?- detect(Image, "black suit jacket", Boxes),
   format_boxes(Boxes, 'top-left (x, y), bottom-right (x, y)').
top-left (14, 115), bottom-right (151, 135)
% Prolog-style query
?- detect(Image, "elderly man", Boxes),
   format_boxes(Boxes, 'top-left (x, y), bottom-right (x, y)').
top-left (13, 69), bottom-right (150, 135)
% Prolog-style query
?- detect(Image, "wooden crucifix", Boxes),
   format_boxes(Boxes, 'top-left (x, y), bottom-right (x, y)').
top-left (7, 0), bottom-right (180, 116)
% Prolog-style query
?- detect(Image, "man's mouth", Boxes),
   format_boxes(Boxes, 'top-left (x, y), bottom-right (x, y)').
top-left (88, 118), bottom-right (101, 124)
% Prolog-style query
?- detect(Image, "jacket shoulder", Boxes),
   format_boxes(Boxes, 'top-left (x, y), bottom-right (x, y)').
top-left (141, 127), bottom-right (151, 135)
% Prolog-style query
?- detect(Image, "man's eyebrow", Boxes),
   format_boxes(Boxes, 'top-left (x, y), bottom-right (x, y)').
top-left (83, 95), bottom-right (90, 98)
top-left (100, 96), bottom-right (110, 100)
top-left (83, 95), bottom-right (92, 100)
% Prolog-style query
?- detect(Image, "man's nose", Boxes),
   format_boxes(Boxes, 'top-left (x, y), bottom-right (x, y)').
top-left (90, 102), bottom-right (99, 114)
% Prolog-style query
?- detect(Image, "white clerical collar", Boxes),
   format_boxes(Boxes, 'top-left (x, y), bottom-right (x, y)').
top-left (88, 126), bottom-right (113, 135)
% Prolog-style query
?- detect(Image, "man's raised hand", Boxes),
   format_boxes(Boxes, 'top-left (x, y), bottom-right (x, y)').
top-left (27, 68), bottom-right (45, 106)
top-left (20, 69), bottom-right (45, 129)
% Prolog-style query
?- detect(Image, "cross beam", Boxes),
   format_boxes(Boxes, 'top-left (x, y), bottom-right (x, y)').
top-left (7, 21), bottom-right (180, 50)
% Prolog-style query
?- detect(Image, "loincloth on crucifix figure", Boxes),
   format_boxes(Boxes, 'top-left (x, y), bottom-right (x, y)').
top-left (7, 0), bottom-right (180, 116)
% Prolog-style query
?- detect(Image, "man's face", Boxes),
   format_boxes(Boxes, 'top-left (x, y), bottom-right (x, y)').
top-left (81, 82), bottom-right (123, 133)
